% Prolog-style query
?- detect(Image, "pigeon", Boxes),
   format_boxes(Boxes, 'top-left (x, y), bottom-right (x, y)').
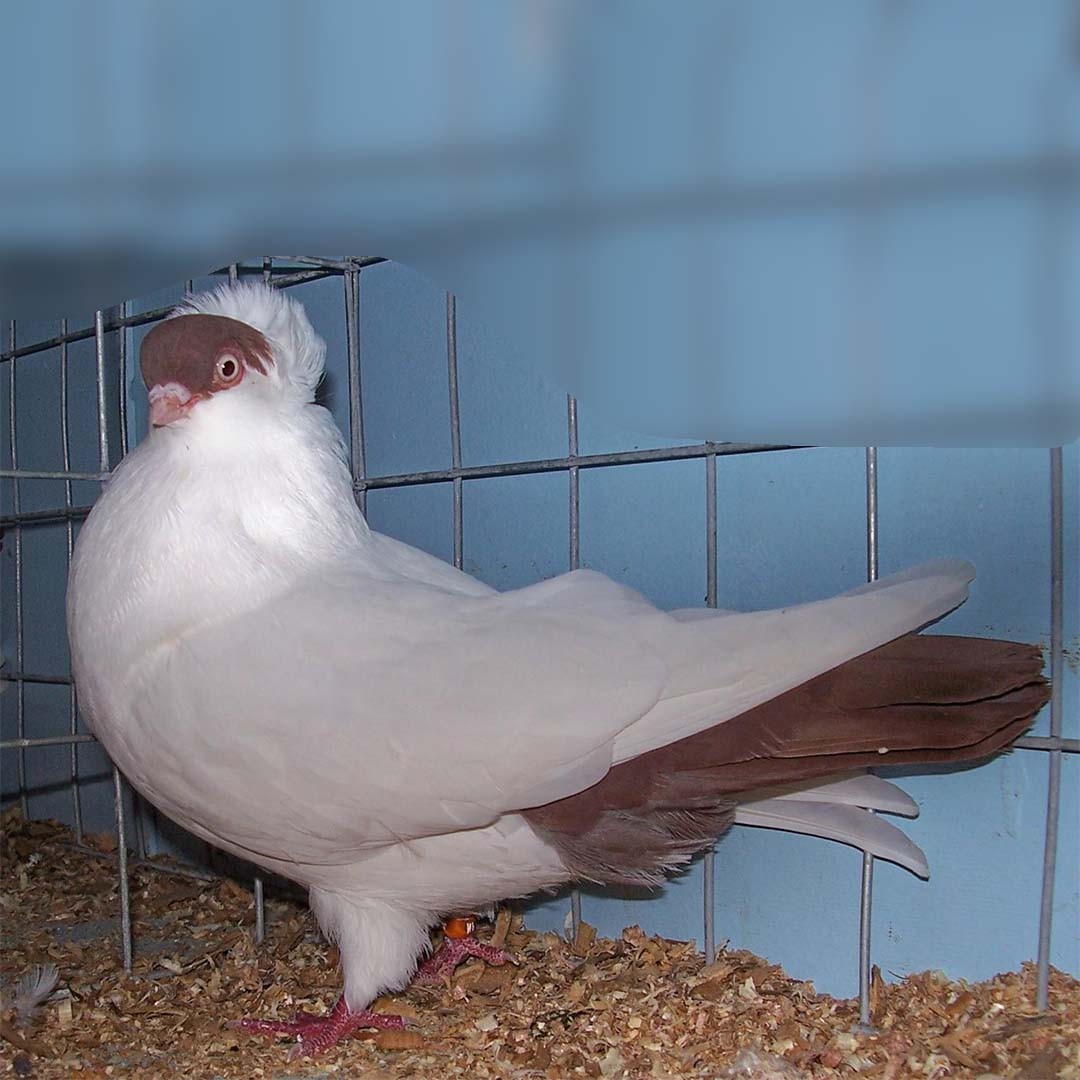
top-left (67, 282), bottom-right (1049, 1058)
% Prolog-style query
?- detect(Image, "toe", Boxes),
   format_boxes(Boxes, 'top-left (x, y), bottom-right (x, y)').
top-left (230, 1008), bottom-right (326, 1038)
top-left (230, 1017), bottom-right (301, 1036)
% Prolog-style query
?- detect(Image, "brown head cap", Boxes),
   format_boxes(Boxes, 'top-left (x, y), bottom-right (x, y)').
top-left (140, 314), bottom-right (273, 394)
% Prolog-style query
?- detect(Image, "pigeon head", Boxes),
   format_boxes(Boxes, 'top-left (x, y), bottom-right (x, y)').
top-left (140, 281), bottom-right (327, 428)
top-left (140, 313), bottom-right (273, 427)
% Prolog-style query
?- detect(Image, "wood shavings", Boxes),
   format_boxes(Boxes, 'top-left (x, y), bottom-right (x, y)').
top-left (367, 1029), bottom-right (426, 1051)
top-left (2, 809), bottom-right (1078, 1079)
top-left (0, 1017), bottom-right (50, 1057)
top-left (571, 920), bottom-right (598, 958)
top-left (48, 989), bottom-right (74, 1031)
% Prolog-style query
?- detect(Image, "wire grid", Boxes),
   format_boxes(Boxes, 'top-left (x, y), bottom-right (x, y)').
top-left (1, 257), bottom-right (1075, 1023)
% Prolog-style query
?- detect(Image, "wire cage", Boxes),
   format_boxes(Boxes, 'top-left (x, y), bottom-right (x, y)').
top-left (1, 256), bottom-right (1075, 1046)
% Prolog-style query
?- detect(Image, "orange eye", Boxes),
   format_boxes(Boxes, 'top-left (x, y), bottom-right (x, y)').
top-left (215, 353), bottom-right (242, 385)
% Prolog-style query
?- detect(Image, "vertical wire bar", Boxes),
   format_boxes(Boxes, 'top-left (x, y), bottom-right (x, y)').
top-left (703, 452), bottom-right (718, 963)
top-left (94, 310), bottom-right (109, 473)
top-left (113, 765), bottom-right (133, 971)
top-left (250, 258), bottom-right (273, 944)
top-left (567, 395), bottom-right (582, 938)
top-left (116, 300), bottom-right (147, 862)
top-left (60, 319), bottom-right (84, 843)
top-left (447, 293), bottom-right (464, 569)
top-left (7, 319), bottom-right (28, 814)
top-left (1036, 446), bottom-right (1065, 1011)
top-left (181, 275), bottom-right (200, 902)
top-left (1032, 20), bottom-right (1069, 1008)
top-left (344, 268), bottom-right (367, 515)
top-left (117, 300), bottom-right (129, 457)
top-left (568, 396), bottom-right (580, 570)
top-left (253, 875), bottom-right (266, 944)
top-left (99, 309), bottom-right (131, 967)
top-left (858, 446), bottom-right (879, 1029)
top-left (182, 260), bottom-right (198, 881)
top-left (852, 0), bottom-right (899, 1029)
top-left (865, 447), bottom-right (879, 581)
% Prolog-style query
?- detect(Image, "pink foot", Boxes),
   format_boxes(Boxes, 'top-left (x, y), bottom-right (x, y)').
top-left (415, 935), bottom-right (512, 982)
top-left (231, 995), bottom-right (406, 1059)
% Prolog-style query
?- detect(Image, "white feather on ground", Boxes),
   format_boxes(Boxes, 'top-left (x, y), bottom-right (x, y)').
top-left (9, 964), bottom-right (59, 1026)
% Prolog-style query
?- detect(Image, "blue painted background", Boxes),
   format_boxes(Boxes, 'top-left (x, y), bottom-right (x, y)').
top-left (2, 259), bottom-right (1076, 997)
top-left (3, 1), bottom-right (1079, 446)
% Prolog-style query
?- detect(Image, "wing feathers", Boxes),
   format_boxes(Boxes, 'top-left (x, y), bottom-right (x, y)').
top-left (733, 799), bottom-right (930, 878)
top-left (615, 560), bottom-right (976, 761)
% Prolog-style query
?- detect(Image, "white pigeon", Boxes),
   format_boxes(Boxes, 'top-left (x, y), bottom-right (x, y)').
top-left (67, 282), bottom-right (1048, 1058)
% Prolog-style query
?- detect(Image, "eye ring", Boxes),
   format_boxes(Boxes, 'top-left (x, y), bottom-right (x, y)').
top-left (215, 353), bottom-right (242, 385)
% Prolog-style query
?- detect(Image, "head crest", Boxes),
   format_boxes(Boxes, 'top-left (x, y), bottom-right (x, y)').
top-left (171, 281), bottom-right (326, 401)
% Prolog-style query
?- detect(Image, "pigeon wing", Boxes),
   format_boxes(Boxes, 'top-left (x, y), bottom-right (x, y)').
top-left (128, 567), bottom-right (669, 864)
top-left (128, 559), bottom-right (974, 868)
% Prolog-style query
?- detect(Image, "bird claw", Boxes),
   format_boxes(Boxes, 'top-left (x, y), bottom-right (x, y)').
top-left (231, 996), bottom-right (406, 1058)
top-left (229, 1010), bottom-right (324, 1036)
top-left (414, 935), bottom-right (514, 982)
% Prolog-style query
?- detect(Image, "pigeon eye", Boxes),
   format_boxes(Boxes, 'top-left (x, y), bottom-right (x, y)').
top-left (215, 354), bottom-right (242, 385)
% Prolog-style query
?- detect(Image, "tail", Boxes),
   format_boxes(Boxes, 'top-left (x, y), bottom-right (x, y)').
top-left (524, 634), bottom-right (1048, 886)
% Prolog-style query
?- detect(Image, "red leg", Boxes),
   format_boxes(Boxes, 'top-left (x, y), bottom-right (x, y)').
top-left (415, 935), bottom-right (512, 982)
top-left (231, 995), bottom-right (406, 1059)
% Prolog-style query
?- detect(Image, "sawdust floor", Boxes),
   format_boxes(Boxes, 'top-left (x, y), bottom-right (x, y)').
top-left (1, 809), bottom-right (1077, 1079)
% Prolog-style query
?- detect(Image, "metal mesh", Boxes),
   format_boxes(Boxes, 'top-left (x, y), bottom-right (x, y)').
top-left (1, 256), bottom-right (1074, 1023)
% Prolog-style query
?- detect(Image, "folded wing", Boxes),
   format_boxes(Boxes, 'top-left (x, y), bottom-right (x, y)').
top-left (131, 559), bottom-right (1018, 871)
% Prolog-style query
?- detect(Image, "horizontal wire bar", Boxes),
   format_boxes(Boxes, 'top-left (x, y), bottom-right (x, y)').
top-left (2, 726), bottom-right (1073, 754)
top-left (1016, 735), bottom-right (1079, 753)
top-left (360, 442), bottom-right (801, 490)
top-left (0, 446), bottom-right (799, 487)
top-left (1, 671), bottom-right (74, 685)
top-left (1, 306), bottom-right (175, 361)
top-left (0, 733), bottom-right (98, 749)
top-left (273, 255), bottom-right (388, 272)
top-left (1, 443), bottom-right (802, 528)
top-left (73, 841), bottom-right (308, 904)
top-left (0, 468), bottom-right (108, 481)
top-left (1, 503), bottom-right (94, 526)
top-left (270, 255), bottom-right (354, 270)
top-left (209, 263), bottom-right (361, 281)
top-left (71, 842), bottom-right (218, 884)
top-left (0, 268), bottom-right (344, 363)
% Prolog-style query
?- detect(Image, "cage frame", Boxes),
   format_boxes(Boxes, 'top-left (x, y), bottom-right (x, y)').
top-left (1, 255), bottom-right (1073, 1024)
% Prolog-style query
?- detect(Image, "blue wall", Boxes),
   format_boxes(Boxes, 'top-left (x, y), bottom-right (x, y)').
top-left (5, 2), bottom-right (1078, 451)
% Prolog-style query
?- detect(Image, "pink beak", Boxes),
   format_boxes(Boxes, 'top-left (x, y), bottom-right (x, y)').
top-left (148, 383), bottom-right (200, 427)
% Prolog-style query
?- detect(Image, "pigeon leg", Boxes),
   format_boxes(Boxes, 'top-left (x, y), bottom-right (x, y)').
top-left (231, 994), bottom-right (406, 1059)
top-left (414, 915), bottom-right (512, 982)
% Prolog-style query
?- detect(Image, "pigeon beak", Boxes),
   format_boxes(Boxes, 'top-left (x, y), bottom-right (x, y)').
top-left (148, 383), bottom-right (200, 427)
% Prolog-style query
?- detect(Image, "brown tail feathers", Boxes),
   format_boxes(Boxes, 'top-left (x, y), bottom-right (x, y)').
top-left (523, 634), bottom-right (1048, 886)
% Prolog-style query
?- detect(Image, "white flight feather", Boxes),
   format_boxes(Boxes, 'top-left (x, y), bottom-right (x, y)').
top-left (67, 282), bottom-right (972, 1012)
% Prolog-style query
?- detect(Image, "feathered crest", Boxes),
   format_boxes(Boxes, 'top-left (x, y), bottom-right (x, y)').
top-left (174, 281), bottom-right (326, 402)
